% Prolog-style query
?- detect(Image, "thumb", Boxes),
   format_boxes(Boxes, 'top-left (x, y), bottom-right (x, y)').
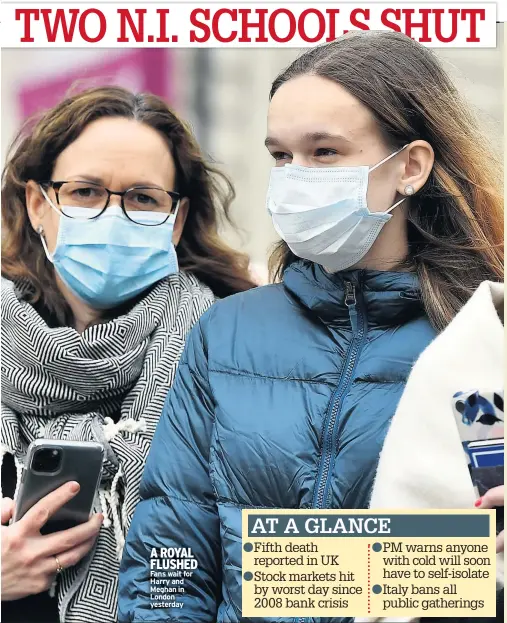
top-left (1, 497), bottom-right (14, 524)
top-left (477, 485), bottom-right (504, 509)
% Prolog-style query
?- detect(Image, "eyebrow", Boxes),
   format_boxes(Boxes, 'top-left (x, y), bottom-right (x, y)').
top-left (65, 174), bottom-right (104, 184)
top-left (66, 175), bottom-right (165, 189)
top-left (264, 132), bottom-right (352, 148)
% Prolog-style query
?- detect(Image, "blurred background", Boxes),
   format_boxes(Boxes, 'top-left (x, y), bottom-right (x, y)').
top-left (1, 26), bottom-right (504, 281)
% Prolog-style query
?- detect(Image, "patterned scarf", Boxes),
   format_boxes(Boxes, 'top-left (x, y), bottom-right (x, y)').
top-left (1, 272), bottom-right (215, 622)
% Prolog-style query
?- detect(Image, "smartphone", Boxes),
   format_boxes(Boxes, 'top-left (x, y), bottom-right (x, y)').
top-left (451, 389), bottom-right (504, 535)
top-left (13, 439), bottom-right (104, 534)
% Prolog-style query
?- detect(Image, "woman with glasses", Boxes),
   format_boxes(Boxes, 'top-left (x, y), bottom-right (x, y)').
top-left (0, 86), bottom-right (255, 623)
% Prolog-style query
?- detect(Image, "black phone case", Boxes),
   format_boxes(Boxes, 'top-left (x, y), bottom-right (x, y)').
top-left (14, 440), bottom-right (104, 534)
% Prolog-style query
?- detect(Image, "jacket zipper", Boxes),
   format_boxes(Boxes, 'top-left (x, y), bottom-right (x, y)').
top-left (312, 280), bottom-right (365, 510)
top-left (298, 281), bottom-right (366, 623)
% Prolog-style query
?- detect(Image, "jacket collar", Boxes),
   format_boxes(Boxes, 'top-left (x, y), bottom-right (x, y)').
top-left (283, 260), bottom-right (425, 327)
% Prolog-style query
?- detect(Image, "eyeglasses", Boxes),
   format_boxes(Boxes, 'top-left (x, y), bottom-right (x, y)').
top-left (39, 180), bottom-right (181, 226)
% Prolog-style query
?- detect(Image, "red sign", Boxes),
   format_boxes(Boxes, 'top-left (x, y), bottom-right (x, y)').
top-left (18, 48), bottom-right (173, 119)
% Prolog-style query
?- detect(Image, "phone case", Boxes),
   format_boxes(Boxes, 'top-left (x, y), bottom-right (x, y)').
top-left (452, 389), bottom-right (504, 534)
top-left (13, 439), bottom-right (104, 534)
top-left (453, 389), bottom-right (504, 441)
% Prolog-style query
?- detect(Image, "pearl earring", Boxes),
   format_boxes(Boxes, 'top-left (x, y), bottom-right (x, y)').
top-left (404, 185), bottom-right (415, 196)
top-left (37, 225), bottom-right (44, 234)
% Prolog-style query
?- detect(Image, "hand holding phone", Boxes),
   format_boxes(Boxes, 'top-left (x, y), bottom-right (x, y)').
top-left (451, 389), bottom-right (504, 540)
top-left (13, 439), bottom-right (104, 532)
top-left (2, 482), bottom-right (103, 601)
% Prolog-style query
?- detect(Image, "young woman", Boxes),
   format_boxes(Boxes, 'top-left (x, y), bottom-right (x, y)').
top-left (119, 31), bottom-right (503, 623)
top-left (0, 86), bottom-right (255, 623)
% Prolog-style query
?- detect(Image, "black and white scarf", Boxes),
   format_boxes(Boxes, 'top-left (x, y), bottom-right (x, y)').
top-left (0, 272), bottom-right (215, 622)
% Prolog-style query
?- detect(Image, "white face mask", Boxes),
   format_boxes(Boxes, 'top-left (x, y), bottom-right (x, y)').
top-left (266, 145), bottom-right (408, 272)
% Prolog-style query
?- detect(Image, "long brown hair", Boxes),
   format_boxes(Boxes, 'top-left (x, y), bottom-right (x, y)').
top-left (2, 86), bottom-right (255, 324)
top-left (269, 31), bottom-right (503, 331)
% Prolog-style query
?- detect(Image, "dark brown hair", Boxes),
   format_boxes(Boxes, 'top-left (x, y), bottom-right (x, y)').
top-left (2, 86), bottom-right (255, 324)
top-left (269, 30), bottom-right (503, 331)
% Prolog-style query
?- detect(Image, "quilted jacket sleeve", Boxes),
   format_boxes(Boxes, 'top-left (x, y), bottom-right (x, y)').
top-left (118, 312), bottom-right (221, 622)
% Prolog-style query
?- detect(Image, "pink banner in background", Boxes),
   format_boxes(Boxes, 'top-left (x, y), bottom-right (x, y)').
top-left (18, 48), bottom-right (173, 119)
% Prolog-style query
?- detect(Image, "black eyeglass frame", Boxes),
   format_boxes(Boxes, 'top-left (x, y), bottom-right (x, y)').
top-left (39, 180), bottom-right (181, 226)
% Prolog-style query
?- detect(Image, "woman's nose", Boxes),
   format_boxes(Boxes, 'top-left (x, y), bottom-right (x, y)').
top-left (291, 155), bottom-right (312, 167)
top-left (108, 194), bottom-right (123, 208)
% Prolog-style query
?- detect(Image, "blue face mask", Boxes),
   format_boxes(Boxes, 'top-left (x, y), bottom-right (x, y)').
top-left (39, 189), bottom-right (179, 310)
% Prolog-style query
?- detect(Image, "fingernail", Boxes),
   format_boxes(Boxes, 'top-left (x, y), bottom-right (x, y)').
top-left (69, 482), bottom-right (80, 493)
top-left (474, 497), bottom-right (483, 507)
top-left (96, 513), bottom-right (104, 522)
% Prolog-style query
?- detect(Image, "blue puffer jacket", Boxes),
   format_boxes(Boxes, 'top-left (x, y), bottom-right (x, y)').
top-left (119, 260), bottom-right (436, 623)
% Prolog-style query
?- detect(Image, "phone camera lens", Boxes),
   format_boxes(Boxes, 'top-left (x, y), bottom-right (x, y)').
top-left (32, 448), bottom-right (62, 473)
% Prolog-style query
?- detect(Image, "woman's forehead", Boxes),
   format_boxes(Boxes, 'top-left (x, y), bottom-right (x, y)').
top-left (52, 118), bottom-right (176, 187)
top-left (267, 75), bottom-right (377, 146)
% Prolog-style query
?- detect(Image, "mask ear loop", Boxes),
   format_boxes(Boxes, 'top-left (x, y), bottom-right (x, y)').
top-left (39, 185), bottom-right (61, 216)
top-left (385, 196), bottom-right (407, 214)
top-left (368, 144), bottom-right (411, 215)
top-left (171, 199), bottom-right (181, 222)
top-left (37, 224), bottom-right (54, 263)
top-left (37, 185), bottom-right (61, 262)
top-left (368, 144), bottom-right (409, 173)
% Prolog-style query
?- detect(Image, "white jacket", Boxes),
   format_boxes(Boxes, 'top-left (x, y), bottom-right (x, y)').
top-left (356, 281), bottom-right (504, 623)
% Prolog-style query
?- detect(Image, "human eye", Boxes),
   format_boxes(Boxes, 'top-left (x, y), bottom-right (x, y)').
top-left (73, 185), bottom-right (98, 198)
top-left (70, 184), bottom-right (100, 199)
top-left (62, 183), bottom-right (103, 205)
top-left (271, 151), bottom-right (292, 164)
top-left (129, 189), bottom-right (160, 209)
top-left (314, 148), bottom-right (338, 158)
top-left (135, 193), bottom-right (157, 204)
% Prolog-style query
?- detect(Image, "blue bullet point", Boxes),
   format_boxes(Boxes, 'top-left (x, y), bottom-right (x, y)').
top-left (244, 543), bottom-right (253, 552)
top-left (372, 543), bottom-right (382, 552)
top-left (372, 585), bottom-right (382, 594)
top-left (244, 572), bottom-right (253, 581)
